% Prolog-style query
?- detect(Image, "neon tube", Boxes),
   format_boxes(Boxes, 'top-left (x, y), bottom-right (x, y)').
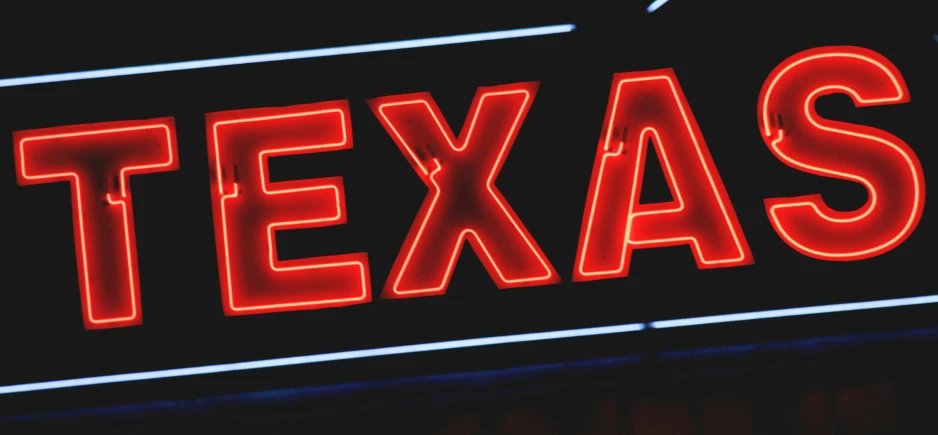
top-left (0, 24), bottom-right (576, 88)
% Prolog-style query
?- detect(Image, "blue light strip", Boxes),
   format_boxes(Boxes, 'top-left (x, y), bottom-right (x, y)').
top-left (0, 323), bottom-right (645, 395)
top-left (2, 294), bottom-right (936, 395)
top-left (0, 24), bottom-right (576, 89)
top-left (647, 0), bottom-right (671, 13)
top-left (650, 294), bottom-right (938, 329)
top-left (7, 329), bottom-right (938, 423)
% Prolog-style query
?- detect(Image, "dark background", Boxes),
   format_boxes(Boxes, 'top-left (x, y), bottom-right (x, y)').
top-left (0, 0), bottom-right (936, 420)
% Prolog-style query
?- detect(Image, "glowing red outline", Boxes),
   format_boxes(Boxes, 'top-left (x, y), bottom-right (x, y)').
top-left (210, 107), bottom-right (369, 313)
top-left (372, 85), bottom-right (558, 297)
top-left (576, 73), bottom-right (751, 280)
top-left (759, 47), bottom-right (924, 260)
top-left (16, 123), bottom-right (175, 327)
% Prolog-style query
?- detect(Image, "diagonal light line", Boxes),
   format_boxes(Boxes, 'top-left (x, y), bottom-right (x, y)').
top-left (650, 294), bottom-right (938, 329)
top-left (0, 322), bottom-right (644, 395)
top-left (0, 24), bottom-right (576, 89)
top-left (647, 0), bottom-right (671, 13)
top-left (1, 294), bottom-right (936, 396)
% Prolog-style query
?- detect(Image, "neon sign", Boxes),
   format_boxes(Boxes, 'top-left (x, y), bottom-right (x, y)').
top-left (208, 102), bottom-right (372, 316)
top-left (574, 69), bottom-right (752, 281)
top-left (758, 47), bottom-right (925, 261)
top-left (13, 120), bottom-right (178, 329)
top-left (11, 46), bottom-right (927, 330)
top-left (368, 82), bottom-right (560, 298)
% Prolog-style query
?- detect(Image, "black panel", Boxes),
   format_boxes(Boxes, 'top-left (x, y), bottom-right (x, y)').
top-left (0, 2), bottom-right (935, 416)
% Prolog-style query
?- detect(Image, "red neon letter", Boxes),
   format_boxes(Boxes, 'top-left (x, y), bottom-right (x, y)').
top-left (207, 101), bottom-right (371, 316)
top-left (758, 46), bottom-right (925, 261)
top-left (574, 69), bottom-right (753, 282)
top-left (13, 119), bottom-right (178, 329)
top-left (368, 82), bottom-right (559, 298)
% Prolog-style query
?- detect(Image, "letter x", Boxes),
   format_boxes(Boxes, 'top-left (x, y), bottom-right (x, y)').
top-left (368, 81), bottom-right (560, 298)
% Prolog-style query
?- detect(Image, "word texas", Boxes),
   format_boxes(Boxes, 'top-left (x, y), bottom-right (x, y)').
top-left (13, 46), bottom-right (925, 329)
